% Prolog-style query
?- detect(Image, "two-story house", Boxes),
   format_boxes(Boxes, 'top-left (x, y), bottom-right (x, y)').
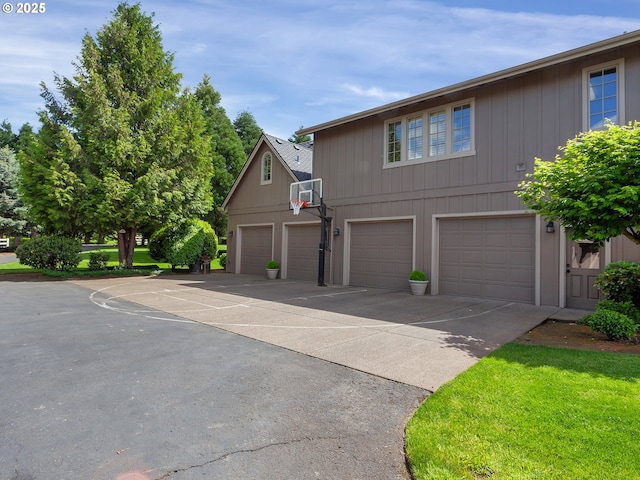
top-left (223, 30), bottom-right (640, 308)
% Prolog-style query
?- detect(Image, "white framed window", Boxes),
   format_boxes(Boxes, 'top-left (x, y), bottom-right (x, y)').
top-left (261, 152), bottom-right (272, 184)
top-left (583, 59), bottom-right (625, 130)
top-left (384, 99), bottom-right (475, 167)
top-left (387, 120), bottom-right (402, 163)
top-left (407, 116), bottom-right (423, 160)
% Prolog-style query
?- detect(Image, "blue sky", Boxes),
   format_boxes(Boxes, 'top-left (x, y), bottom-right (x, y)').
top-left (1, 0), bottom-right (640, 140)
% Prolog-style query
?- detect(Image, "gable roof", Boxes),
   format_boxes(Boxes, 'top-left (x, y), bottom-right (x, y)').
top-left (221, 133), bottom-right (313, 210)
top-left (297, 29), bottom-right (640, 136)
top-left (263, 134), bottom-right (313, 182)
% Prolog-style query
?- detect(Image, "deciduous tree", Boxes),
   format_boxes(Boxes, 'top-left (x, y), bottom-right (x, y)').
top-left (516, 122), bottom-right (640, 245)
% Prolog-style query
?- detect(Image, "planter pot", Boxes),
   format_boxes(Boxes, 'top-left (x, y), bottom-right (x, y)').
top-left (266, 268), bottom-right (279, 280)
top-left (409, 280), bottom-right (429, 295)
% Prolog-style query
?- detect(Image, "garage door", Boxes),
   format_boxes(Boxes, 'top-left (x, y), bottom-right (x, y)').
top-left (287, 223), bottom-right (322, 282)
top-left (439, 216), bottom-right (535, 303)
top-left (239, 225), bottom-right (273, 275)
top-left (349, 220), bottom-right (413, 290)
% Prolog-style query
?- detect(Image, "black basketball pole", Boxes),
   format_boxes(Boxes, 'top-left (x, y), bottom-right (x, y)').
top-left (318, 199), bottom-right (330, 286)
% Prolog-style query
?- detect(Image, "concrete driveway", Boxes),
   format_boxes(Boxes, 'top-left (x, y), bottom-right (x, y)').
top-left (73, 272), bottom-right (559, 392)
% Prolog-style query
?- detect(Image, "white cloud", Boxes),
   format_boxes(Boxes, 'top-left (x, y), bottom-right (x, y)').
top-left (2, 0), bottom-right (640, 136)
top-left (341, 84), bottom-right (409, 102)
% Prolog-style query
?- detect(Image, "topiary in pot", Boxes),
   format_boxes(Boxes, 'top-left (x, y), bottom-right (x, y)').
top-left (409, 269), bottom-right (428, 295)
top-left (266, 260), bottom-right (279, 279)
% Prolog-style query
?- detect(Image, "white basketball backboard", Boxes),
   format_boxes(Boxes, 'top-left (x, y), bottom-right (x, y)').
top-left (290, 178), bottom-right (322, 209)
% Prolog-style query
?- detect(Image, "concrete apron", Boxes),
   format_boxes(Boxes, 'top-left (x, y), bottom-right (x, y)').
top-left (73, 273), bottom-right (559, 392)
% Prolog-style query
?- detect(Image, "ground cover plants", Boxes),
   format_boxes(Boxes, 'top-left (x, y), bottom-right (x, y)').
top-left (405, 343), bottom-right (640, 479)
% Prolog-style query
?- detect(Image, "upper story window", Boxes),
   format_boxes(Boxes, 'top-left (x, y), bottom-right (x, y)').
top-left (385, 99), bottom-right (475, 167)
top-left (261, 152), bottom-right (272, 184)
top-left (583, 59), bottom-right (625, 130)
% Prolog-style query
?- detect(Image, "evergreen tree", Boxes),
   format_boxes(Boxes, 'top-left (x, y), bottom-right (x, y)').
top-left (18, 2), bottom-right (213, 267)
top-left (0, 120), bottom-right (18, 150)
top-left (233, 110), bottom-right (262, 157)
top-left (0, 146), bottom-right (29, 240)
top-left (289, 126), bottom-right (311, 144)
top-left (194, 75), bottom-right (246, 235)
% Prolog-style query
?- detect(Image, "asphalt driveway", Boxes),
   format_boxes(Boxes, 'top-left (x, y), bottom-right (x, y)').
top-left (1, 279), bottom-right (427, 480)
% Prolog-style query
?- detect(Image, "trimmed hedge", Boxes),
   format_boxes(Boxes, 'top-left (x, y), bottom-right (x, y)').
top-left (149, 219), bottom-right (217, 267)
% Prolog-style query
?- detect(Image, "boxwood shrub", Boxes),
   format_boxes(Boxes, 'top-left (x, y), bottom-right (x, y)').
top-left (596, 300), bottom-right (640, 325)
top-left (580, 309), bottom-right (638, 340)
top-left (594, 261), bottom-right (640, 309)
top-left (88, 251), bottom-right (111, 271)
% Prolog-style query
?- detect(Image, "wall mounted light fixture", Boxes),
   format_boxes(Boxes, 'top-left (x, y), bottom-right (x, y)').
top-left (546, 222), bottom-right (555, 233)
top-left (333, 227), bottom-right (341, 236)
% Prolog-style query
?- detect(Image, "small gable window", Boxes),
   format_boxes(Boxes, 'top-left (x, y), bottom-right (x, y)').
top-left (261, 152), bottom-right (272, 185)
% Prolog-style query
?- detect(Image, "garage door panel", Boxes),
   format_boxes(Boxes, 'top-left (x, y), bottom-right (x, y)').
top-left (287, 224), bottom-right (321, 282)
top-left (509, 251), bottom-right (534, 267)
top-left (240, 226), bottom-right (273, 275)
top-left (349, 220), bottom-right (413, 290)
top-left (485, 234), bottom-right (507, 248)
top-left (440, 216), bottom-right (535, 303)
top-left (484, 251), bottom-right (508, 264)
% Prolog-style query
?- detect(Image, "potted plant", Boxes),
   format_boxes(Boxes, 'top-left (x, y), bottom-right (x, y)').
top-left (409, 269), bottom-right (429, 295)
top-left (266, 260), bottom-right (280, 279)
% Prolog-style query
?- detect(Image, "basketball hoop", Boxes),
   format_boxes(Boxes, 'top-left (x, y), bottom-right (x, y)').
top-left (290, 199), bottom-right (307, 215)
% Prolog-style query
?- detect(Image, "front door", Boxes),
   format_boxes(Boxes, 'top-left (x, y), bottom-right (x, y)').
top-left (565, 238), bottom-right (603, 309)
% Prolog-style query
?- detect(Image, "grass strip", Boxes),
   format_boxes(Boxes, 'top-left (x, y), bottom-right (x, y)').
top-left (405, 343), bottom-right (640, 479)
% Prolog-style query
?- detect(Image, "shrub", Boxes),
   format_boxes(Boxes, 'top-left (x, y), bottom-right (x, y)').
top-left (594, 261), bottom-right (640, 309)
top-left (148, 224), bottom-right (174, 262)
top-left (219, 253), bottom-right (226, 269)
top-left (15, 236), bottom-right (81, 271)
top-left (266, 260), bottom-right (279, 269)
top-left (409, 269), bottom-right (426, 281)
top-left (596, 300), bottom-right (640, 325)
top-left (149, 219), bottom-right (218, 267)
top-left (580, 309), bottom-right (638, 340)
top-left (88, 251), bottom-right (111, 271)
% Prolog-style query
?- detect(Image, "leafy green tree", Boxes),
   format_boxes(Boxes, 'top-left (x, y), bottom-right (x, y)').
top-left (233, 110), bottom-right (262, 157)
top-left (0, 146), bottom-right (29, 240)
top-left (289, 126), bottom-right (311, 144)
top-left (194, 75), bottom-right (246, 235)
top-left (516, 122), bottom-right (640, 245)
top-left (18, 2), bottom-right (213, 267)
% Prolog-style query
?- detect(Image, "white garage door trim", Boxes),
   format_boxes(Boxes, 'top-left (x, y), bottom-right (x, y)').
top-left (431, 211), bottom-right (541, 305)
top-left (236, 223), bottom-right (275, 274)
top-left (343, 216), bottom-right (416, 287)
top-left (282, 220), bottom-right (322, 280)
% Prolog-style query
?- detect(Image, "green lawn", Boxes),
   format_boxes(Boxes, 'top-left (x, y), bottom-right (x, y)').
top-left (0, 245), bottom-right (227, 274)
top-left (405, 343), bottom-right (640, 479)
